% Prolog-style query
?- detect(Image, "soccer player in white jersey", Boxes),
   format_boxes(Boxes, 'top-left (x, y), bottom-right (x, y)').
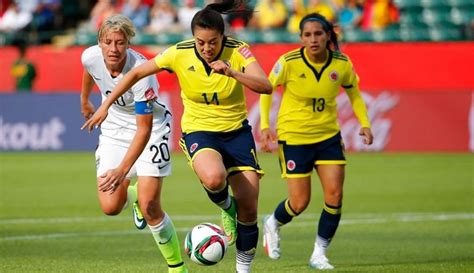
top-left (80, 15), bottom-right (187, 273)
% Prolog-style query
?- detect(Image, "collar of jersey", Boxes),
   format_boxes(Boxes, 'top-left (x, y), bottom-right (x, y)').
top-left (194, 36), bottom-right (227, 76)
top-left (300, 47), bottom-right (333, 82)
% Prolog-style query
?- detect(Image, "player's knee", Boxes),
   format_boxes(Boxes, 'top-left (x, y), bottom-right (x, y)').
top-left (101, 205), bottom-right (122, 216)
top-left (201, 171), bottom-right (227, 191)
top-left (291, 198), bottom-right (310, 214)
top-left (325, 190), bottom-right (343, 205)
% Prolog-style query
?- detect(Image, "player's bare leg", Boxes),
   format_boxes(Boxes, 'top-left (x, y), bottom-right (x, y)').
top-left (309, 164), bottom-right (344, 270)
top-left (96, 177), bottom-right (131, 215)
top-left (229, 170), bottom-right (259, 273)
top-left (193, 150), bottom-right (237, 245)
top-left (263, 177), bottom-right (311, 260)
top-left (138, 176), bottom-right (187, 273)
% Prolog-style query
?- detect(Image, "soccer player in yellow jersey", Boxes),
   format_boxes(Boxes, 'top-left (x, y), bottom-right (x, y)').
top-left (260, 13), bottom-right (373, 270)
top-left (82, 1), bottom-right (272, 272)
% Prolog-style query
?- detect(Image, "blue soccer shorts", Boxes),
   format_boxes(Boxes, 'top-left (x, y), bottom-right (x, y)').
top-left (278, 132), bottom-right (346, 178)
top-left (180, 120), bottom-right (264, 176)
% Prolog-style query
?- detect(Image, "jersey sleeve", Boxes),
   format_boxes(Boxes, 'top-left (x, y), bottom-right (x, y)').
top-left (268, 56), bottom-right (287, 89)
top-left (154, 46), bottom-right (177, 72)
top-left (131, 76), bottom-right (159, 102)
top-left (132, 50), bottom-right (160, 104)
top-left (260, 57), bottom-right (286, 130)
top-left (260, 94), bottom-right (273, 130)
top-left (131, 76), bottom-right (158, 114)
top-left (341, 59), bottom-right (359, 88)
top-left (80, 47), bottom-right (94, 71)
top-left (235, 43), bottom-right (257, 68)
top-left (343, 60), bottom-right (371, 128)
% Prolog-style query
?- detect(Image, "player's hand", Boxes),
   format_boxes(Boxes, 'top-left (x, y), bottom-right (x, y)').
top-left (98, 168), bottom-right (127, 194)
top-left (260, 128), bottom-right (276, 152)
top-left (209, 60), bottom-right (234, 77)
top-left (80, 100), bottom-right (95, 120)
top-left (359, 127), bottom-right (374, 145)
top-left (81, 105), bottom-right (108, 132)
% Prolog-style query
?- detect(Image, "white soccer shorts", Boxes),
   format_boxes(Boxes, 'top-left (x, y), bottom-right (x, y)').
top-left (95, 128), bottom-right (172, 178)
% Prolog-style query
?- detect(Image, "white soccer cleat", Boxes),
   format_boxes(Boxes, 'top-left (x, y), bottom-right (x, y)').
top-left (309, 254), bottom-right (334, 270)
top-left (262, 215), bottom-right (281, 260)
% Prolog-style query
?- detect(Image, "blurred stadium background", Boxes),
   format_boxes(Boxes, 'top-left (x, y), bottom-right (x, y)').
top-left (0, 0), bottom-right (473, 152)
top-left (0, 0), bottom-right (473, 272)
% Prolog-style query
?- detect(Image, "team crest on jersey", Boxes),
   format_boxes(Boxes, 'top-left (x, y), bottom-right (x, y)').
top-left (238, 47), bottom-right (254, 59)
top-left (287, 160), bottom-right (296, 171)
top-left (145, 88), bottom-right (157, 100)
top-left (190, 143), bottom-right (199, 153)
top-left (329, 71), bottom-right (339, 81)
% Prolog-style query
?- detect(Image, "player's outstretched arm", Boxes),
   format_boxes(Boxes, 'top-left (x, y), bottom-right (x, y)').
top-left (81, 59), bottom-right (160, 132)
top-left (107, 59), bottom-right (160, 106)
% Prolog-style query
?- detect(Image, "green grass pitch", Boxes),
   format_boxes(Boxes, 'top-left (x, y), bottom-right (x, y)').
top-left (0, 152), bottom-right (473, 272)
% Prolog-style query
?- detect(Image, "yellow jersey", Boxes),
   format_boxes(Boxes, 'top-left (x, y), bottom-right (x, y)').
top-left (260, 48), bottom-right (371, 144)
top-left (154, 37), bottom-right (257, 133)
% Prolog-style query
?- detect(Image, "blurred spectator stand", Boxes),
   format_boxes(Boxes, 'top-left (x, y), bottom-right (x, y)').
top-left (250, 0), bottom-right (288, 30)
top-left (121, 0), bottom-right (150, 31)
top-left (10, 41), bottom-right (37, 91)
top-left (145, 0), bottom-right (179, 33)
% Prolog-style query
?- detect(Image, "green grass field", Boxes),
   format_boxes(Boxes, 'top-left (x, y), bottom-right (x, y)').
top-left (0, 152), bottom-right (473, 273)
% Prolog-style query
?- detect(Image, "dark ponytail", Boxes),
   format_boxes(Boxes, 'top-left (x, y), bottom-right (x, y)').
top-left (191, 0), bottom-right (246, 35)
top-left (206, 0), bottom-right (243, 13)
top-left (299, 13), bottom-right (340, 52)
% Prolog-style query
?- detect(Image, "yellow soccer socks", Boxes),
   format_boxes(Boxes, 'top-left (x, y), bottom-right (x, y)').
top-left (149, 213), bottom-right (187, 273)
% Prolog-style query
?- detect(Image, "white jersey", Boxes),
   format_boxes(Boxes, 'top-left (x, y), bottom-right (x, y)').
top-left (82, 45), bottom-right (172, 177)
top-left (81, 45), bottom-right (171, 137)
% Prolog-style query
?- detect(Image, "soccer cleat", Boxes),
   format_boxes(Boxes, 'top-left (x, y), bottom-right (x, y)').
top-left (221, 197), bottom-right (237, 246)
top-left (132, 201), bottom-right (147, 230)
top-left (262, 215), bottom-right (281, 260)
top-left (309, 254), bottom-right (335, 270)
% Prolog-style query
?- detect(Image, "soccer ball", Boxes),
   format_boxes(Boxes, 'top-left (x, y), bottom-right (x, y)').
top-left (184, 223), bottom-right (228, 266)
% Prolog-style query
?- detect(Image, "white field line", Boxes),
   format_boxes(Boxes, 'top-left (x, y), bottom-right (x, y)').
top-left (0, 212), bottom-right (471, 225)
top-left (0, 214), bottom-right (219, 225)
top-left (1, 213), bottom-right (473, 242)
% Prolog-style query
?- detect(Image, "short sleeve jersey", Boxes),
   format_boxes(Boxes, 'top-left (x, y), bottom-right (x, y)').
top-left (266, 48), bottom-right (370, 144)
top-left (154, 37), bottom-right (256, 133)
top-left (81, 45), bottom-right (170, 132)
